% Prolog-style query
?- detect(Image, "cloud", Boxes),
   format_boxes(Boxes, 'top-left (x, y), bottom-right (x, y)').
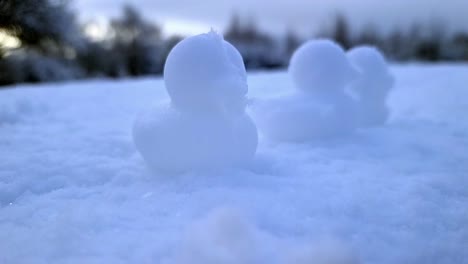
top-left (73, 0), bottom-right (468, 36)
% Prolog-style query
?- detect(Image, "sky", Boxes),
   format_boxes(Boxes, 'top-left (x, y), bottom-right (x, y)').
top-left (73, 0), bottom-right (468, 37)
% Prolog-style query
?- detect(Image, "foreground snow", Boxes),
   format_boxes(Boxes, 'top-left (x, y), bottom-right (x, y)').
top-left (1, 64), bottom-right (467, 263)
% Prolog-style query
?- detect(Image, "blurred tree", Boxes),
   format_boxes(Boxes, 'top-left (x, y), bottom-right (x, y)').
top-left (283, 28), bottom-right (301, 60)
top-left (225, 13), bottom-right (283, 69)
top-left (316, 13), bottom-right (352, 49)
top-left (0, 0), bottom-right (83, 51)
top-left (109, 5), bottom-right (164, 76)
top-left (386, 30), bottom-right (405, 60)
top-left (353, 24), bottom-right (380, 47)
top-left (225, 13), bottom-right (242, 40)
top-left (77, 41), bottom-right (127, 78)
top-left (416, 42), bottom-right (440, 61)
top-left (0, 0), bottom-right (84, 85)
top-left (161, 35), bottom-right (183, 62)
top-left (0, 49), bottom-right (83, 85)
top-left (330, 13), bottom-right (351, 49)
top-left (1, 3), bottom-right (467, 86)
top-left (415, 20), bottom-right (445, 61)
top-left (451, 33), bottom-right (468, 60)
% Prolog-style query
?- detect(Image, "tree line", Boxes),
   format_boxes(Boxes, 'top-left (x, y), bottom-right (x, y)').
top-left (1, 0), bottom-right (467, 86)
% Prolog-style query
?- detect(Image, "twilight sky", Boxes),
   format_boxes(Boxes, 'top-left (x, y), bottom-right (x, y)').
top-left (73, 0), bottom-right (468, 37)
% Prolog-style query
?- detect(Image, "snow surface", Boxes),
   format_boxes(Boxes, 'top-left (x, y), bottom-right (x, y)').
top-left (1, 64), bottom-right (468, 263)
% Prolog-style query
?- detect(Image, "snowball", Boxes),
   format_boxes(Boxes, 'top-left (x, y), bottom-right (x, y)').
top-left (347, 46), bottom-right (395, 127)
top-left (289, 39), bottom-right (358, 100)
top-left (134, 30), bottom-right (257, 173)
top-left (251, 39), bottom-right (359, 142)
top-left (347, 46), bottom-right (389, 76)
top-left (164, 30), bottom-right (248, 115)
top-left (133, 105), bottom-right (257, 173)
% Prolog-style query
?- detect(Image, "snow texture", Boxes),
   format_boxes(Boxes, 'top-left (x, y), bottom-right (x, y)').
top-left (164, 207), bottom-right (359, 264)
top-left (347, 46), bottom-right (395, 127)
top-left (133, 31), bottom-right (258, 173)
top-left (1, 64), bottom-right (468, 263)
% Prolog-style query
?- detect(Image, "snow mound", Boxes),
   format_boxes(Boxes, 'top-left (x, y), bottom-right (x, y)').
top-left (252, 39), bottom-right (358, 142)
top-left (347, 46), bottom-right (394, 127)
top-left (0, 98), bottom-right (39, 124)
top-left (285, 239), bottom-right (360, 264)
top-left (133, 31), bottom-right (258, 173)
top-left (166, 208), bottom-right (261, 264)
top-left (2, 65), bottom-right (468, 263)
top-left (166, 207), bottom-right (360, 264)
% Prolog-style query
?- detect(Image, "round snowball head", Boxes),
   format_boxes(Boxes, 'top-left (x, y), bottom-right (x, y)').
top-left (289, 39), bottom-right (358, 95)
top-left (347, 45), bottom-right (394, 99)
top-left (347, 46), bottom-right (389, 75)
top-left (164, 30), bottom-right (248, 114)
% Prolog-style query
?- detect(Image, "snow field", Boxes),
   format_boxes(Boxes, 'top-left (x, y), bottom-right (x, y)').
top-left (0, 64), bottom-right (467, 263)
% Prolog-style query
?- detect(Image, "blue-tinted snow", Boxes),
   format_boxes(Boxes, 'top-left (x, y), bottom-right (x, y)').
top-left (0, 64), bottom-right (467, 263)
